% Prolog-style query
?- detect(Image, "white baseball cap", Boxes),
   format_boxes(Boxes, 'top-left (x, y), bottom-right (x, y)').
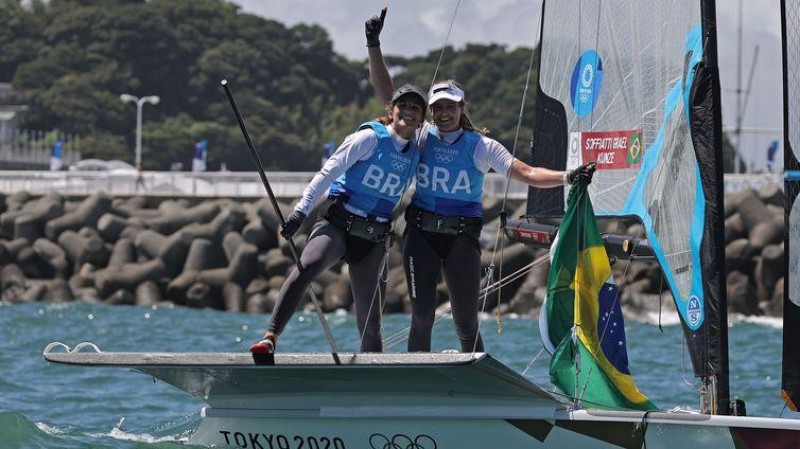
top-left (428, 82), bottom-right (465, 105)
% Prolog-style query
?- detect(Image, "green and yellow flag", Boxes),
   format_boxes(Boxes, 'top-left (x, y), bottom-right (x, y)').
top-left (542, 180), bottom-right (656, 411)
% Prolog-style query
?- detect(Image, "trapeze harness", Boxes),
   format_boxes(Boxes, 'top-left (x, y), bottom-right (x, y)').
top-left (405, 126), bottom-right (484, 239)
top-left (327, 121), bottom-right (418, 243)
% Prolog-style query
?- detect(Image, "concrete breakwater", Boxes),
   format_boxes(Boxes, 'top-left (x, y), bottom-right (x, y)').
top-left (0, 184), bottom-right (785, 320)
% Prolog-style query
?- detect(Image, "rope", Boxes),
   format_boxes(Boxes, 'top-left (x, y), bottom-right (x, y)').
top-left (473, 2), bottom-right (544, 353)
top-left (383, 252), bottom-right (551, 349)
top-left (472, 263), bottom-right (495, 354)
top-left (521, 345), bottom-right (547, 376)
top-left (658, 275), bottom-right (664, 332)
top-left (360, 128), bottom-right (420, 352)
top-left (359, 242), bottom-right (390, 351)
top-left (396, 0), bottom-right (548, 359)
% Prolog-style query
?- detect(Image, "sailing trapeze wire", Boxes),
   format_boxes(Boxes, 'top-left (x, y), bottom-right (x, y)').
top-left (379, 0), bottom-right (463, 351)
top-left (383, 252), bottom-right (551, 349)
top-left (362, 149), bottom-right (419, 351)
top-left (429, 0), bottom-right (462, 91)
top-left (382, 0), bottom-right (546, 353)
top-left (474, 1), bottom-right (544, 353)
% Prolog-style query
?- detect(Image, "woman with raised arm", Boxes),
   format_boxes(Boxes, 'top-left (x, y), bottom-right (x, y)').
top-left (250, 84), bottom-right (428, 355)
top-left (365, 8), bottom-right (595, 353)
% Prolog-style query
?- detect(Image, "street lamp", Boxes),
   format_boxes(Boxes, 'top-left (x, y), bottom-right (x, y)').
top-left (120, 94), bottom-right (160, 168)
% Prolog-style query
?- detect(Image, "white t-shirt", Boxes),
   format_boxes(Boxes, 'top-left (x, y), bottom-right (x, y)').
top-left (417, 122), bottom-right (514, 176)
top-left (294, 126), bottom-right (411, 216)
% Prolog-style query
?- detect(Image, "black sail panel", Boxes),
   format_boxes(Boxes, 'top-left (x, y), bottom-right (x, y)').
top-left (689, 51), bottom-right (730, 417)
top-left (782, 0), bottom-right (800, 413)
top-left (527, 84), bottom-right (567, 217)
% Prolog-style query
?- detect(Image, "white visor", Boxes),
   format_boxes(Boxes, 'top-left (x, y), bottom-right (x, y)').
top-left (428, 82), bottom-right (465, 105)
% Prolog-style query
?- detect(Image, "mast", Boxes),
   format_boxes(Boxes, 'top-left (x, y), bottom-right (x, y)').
top-left (697, 0), bottom-right (731, 415)
top-left (734, 0), bottom-right (743, 174)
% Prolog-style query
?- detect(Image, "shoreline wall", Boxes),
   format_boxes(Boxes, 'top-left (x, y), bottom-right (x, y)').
top-left (0, 184), bottom-right (785, 320)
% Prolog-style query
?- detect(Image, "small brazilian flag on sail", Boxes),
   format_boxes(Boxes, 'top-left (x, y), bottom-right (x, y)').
top-left (541, 179), bottom-right (655, 411)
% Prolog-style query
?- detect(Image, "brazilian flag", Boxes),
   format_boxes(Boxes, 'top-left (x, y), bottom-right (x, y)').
top-left (542, 179), bottom-right (656, 411)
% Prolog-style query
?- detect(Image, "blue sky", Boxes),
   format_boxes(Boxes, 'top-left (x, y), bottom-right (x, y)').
top-left (233, 0), bottom-right (784, 171)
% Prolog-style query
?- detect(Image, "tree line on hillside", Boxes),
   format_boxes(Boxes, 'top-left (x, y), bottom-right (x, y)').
top-left (1, 0), bottom-right (735, 171)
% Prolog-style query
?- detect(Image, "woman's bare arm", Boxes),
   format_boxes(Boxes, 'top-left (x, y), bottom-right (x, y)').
top-left (368, 46), bottom-right (395, 105)
top-left (366, 7), bottom-right (395, 105)
top-left (507, 159), bottom-right (566, 188)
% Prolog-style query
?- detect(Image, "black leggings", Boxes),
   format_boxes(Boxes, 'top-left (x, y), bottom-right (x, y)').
top-left (403, 226), bottom-right (484, 353)
top-left (268, 220), bottom-right (387, 352)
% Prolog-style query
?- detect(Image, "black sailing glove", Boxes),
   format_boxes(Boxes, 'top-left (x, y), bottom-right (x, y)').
top-left (365, 7), bottom-right (387, 47)
top-left (281, 211), bottom-right (307, 238)
top-left (567, 161), bottom-right (597, 185)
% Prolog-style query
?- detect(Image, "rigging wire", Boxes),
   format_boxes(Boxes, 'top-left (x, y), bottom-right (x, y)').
top-left (361, 146), bottom-right (418, 351)
top-left (572, 0), bottom-right (609, 408)
top-left (658, 275), bottom-right (665, 332)
top-left (521, 345), bottom-right (547, 376)
top-left (429, 0), bottom-right (462, 90)
top-left (681, 326), bottom-right (698, 387)
top-left (378, 0), bottom-right (464, 352)
top-left (382, 0), bottom-right (551, 361)
top-left (359, 241), bottom-right (390, 351)
top-left (473, 0), bottom-right (544, 354)
top-left (383, 252), bottom-right (551, 349)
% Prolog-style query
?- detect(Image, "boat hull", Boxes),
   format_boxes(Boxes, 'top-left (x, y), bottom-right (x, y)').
top-left (189, 411), bottom-right (800, 449)
top-left (43, 350), bottom-right (800, 449)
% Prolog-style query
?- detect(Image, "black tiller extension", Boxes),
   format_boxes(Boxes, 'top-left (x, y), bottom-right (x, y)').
top-left (221, 79), bottom-right (341, 365)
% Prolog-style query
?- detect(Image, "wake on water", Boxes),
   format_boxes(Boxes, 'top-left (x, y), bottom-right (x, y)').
top-left (0, 404), bottom-right (200, 449)
top-left (0, 409), bottom-right (199, 449)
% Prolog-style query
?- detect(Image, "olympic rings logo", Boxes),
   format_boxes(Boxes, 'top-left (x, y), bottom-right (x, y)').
top-left (391, 160), bottom-right (408, 172)
top-left (434, 153), bottom-right (453, 164)
top-left (368, 433), bottom-right (437, 449)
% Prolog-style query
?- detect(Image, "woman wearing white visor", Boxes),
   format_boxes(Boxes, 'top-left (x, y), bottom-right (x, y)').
top-left (365, 8), bottom-right (595, 353)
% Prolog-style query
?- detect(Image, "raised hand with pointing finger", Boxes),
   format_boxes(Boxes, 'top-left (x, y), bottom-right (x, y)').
top-left (365, 6), bottom-right (387, 47)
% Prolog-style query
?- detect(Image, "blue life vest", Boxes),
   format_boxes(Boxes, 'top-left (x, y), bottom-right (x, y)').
top-left (328, 122), bottom-right (418, 219)
top-left (412, 127), bottom-right (484, 217)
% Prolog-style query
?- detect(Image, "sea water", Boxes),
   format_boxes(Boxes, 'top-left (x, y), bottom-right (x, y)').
top-left (0, 301), bottom-right (795, 448)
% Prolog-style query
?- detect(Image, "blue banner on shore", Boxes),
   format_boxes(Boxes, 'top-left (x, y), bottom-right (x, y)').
top-left (193, 139), bottom-right (208, 172)
top-left (50, 140), bottom-right (63, 171)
